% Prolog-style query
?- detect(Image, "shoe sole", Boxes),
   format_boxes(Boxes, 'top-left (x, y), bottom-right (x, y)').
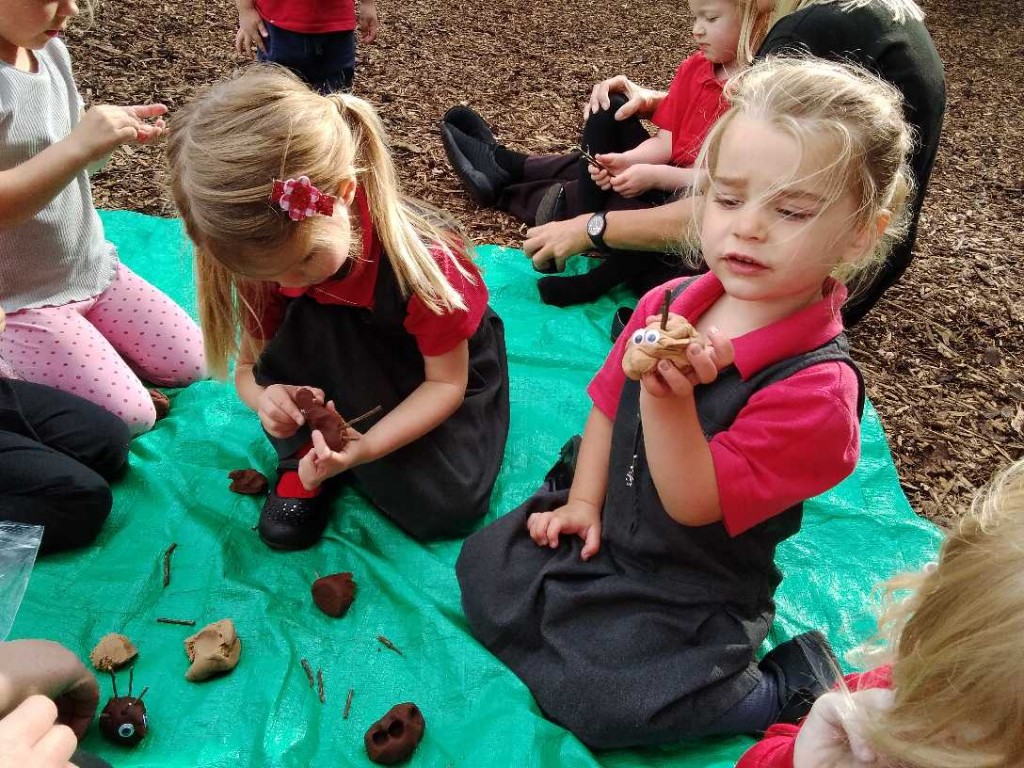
top-left (440, 122), bottom-right (499, 207)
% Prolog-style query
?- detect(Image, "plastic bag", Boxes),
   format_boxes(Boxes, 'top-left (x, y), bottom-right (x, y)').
top-left (0, 522), bottom-right (44, 640)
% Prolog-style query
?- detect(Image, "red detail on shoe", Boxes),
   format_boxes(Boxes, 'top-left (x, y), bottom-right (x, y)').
top-left (276, 442), bottom-right (321, 499)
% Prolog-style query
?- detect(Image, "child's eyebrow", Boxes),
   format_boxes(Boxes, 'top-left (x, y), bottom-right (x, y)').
top-left (772, 189), bottom-right (828, 205)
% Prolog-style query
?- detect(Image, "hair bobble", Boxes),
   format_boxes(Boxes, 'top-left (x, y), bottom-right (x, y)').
top-left (271, 176), bottom-right (336, 221)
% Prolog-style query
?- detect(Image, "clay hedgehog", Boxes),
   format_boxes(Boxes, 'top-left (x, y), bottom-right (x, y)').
top-left (364, 703), bottom-right (425, 765)
top-left (621, 288), bottom-right (703, 381)
top-left (98, 668), bottom-right (148, 747)
top-left (294, 388), bottom-right (381, 452)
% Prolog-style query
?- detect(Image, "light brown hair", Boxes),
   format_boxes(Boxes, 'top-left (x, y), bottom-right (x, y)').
top-left (855, 459), bottom-right (1024, 767)
top-left (166, 65), bottom-right (473, 378)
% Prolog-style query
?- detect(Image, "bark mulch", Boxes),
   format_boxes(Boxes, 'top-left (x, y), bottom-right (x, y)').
top-left (67, 0), bottom-right (1023, 526)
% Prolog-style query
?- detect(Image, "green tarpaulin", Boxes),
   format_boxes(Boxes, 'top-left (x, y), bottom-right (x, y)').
top-left (10, 211), bottom-right (940, 767)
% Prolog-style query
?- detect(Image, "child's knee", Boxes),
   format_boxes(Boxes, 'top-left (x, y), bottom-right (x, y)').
top-left (38, 476), bottom-right (113, 555)
top-left (392, 497), bottom-right (488, 541)
top-left (586, 92), bottom-right (632, 130)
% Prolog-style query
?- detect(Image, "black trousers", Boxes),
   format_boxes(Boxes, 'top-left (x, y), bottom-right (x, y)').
top-left (0, 379), bottom-right (130, 555)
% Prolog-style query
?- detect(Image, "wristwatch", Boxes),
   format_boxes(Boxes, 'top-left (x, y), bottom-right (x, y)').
top-left (586, 211), bottom-right (608, 250)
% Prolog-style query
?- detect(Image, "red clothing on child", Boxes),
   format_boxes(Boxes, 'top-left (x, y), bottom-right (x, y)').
top-left (254, 0), bottom-right (356, 33)
top-left (251, 192), bottom-right (488, 357)
top-left (651, 52), bottom-right (728, 167)
top-left (736, 666), bottom-right (894, 767)
top-left (587, 274), bottom-right (860, 536)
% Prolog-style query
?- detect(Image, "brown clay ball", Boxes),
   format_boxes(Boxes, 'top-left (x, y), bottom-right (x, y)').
top-left (228, 469), bottom-right (269, 495)
top-left (364, 703), bottom-right (425, 765)
top-left (98, 696), bottom-right (148, 747)
top-left (295, 388), bottom-right (348, 451)
top-left (311, 572), bottom-right (357, 617)
top-left (148, 389), bottom-right (171, 420)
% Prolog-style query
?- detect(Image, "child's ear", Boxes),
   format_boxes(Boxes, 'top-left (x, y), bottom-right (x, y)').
top-left (335, 179), bottom-right (358, 207)
top-left (843, 209), bottom-right (891, 265)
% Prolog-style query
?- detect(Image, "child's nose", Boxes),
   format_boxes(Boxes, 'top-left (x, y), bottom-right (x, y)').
top-left (733, 206), bottom-right (768, 240)
top-left (59, 0), bottom-right (79, 18)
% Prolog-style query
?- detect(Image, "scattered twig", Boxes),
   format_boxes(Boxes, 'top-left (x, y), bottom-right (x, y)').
top-left (300, 658), bottom-right (315, 688)
top-left (317, 669), bottom-right (325, 704)
top-left (155, 617), bottom-right (195, 626)
top-left (376, 635), bottom-right (403, 656)
top-left (661, 288), bottom-right (671, 330)
top-left (162, 542), bottom-right (178, 588)
top-left (343, 688), bottom-right (354, 720)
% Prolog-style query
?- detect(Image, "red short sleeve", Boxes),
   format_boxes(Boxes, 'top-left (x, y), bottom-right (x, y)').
top-left (403, 247), bottom-right (488, 357)
top-left (651, 53), bottom-right (727, 167)
top-left (712, 362), bottom-right (861, 536)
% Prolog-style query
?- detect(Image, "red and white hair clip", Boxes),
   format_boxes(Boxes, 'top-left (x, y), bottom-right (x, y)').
top-left (271, 176), bottom-right (336, 221)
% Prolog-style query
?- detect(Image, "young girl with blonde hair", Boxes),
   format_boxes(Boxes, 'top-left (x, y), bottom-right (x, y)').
top-left (738, 457), bottom-right (1024, 768)
top-left (0, 0), bottom-right (207, 434)
top-left (167, 66), bottom-right (509, 551)
top-left (458, 56), bottom-right (914, 748)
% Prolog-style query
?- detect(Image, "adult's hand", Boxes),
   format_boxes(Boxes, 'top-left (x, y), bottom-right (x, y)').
top-left (0, 696), bottom-right (78, 768)
top-left (0, 641), bottom-right (99, 740)
top-left (584, 75), bottom-right (666, 121)
top-left (523, 215), bottom-right (592, 273)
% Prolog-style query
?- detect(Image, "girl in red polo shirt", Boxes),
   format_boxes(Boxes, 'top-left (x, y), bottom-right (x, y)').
top-left (234, 0), bottom-right (379, 94)
top-left (457, 57), bottom-right (915, 748)
top-left (739, 457), bottom-right (1024, 768)
top-left (167, 66), bottom-right (509, 551)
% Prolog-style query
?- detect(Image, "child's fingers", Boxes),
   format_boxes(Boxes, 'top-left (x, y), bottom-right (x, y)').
top-left (580, 525), bottom-right (601, 560)
top-left (546, 517), bottom-right (564, 548)
top-left (526, 512), bottom-right (549, 545)
top-left (640, 369), bottom-right (671, 398)
top-left (310, 430), bottom-right (333, 460)
top-left (0, 696), bottom-right (58, 745)
top-left (30, 722), bottom-right (77, 767)
top-left (704, 326), bottom-right (734, 368)
top-left (125, 103), bottom-right (168, 119)
top-left (687, 344), bottom-right (719, 384)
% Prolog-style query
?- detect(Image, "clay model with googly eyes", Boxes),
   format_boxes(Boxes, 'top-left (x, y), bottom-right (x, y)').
top-left (98, 668), bottom-right (149, 747)
top-left (621, 289), bottom-right (703, 381)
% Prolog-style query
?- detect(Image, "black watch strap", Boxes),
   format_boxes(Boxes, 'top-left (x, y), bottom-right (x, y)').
top-left (586, 212), bottom-right (608, 250)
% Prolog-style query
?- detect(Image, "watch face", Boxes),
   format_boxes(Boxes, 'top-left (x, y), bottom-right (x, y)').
top-left (587, 214), bottom-right (603, 237)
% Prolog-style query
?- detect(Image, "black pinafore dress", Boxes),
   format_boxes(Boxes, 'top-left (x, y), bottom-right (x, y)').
top-left (456, 289), bottom-right (863, 748)
top-left (253, 253), bottom-right (510, 541)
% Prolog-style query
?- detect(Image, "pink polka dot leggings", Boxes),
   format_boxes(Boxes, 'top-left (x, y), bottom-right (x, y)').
top-left (0, 263), bottom-right (207, 435)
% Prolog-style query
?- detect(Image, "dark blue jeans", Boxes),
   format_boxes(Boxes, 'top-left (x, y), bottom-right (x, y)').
top-left (259, 22), bottom-right (356, 94)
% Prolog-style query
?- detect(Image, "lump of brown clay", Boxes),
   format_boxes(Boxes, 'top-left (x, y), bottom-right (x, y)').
top-left (98, 695), bottom-right (148, 747)
top-left (312, 572), bottom-right (356, 617)
top-left (184, 619), bottom-right (241, 682)
top-left (148, 389), bottom-right (171, 420)
top-left (228, 468), bottom-right (269, 495)
top-left (89, 633), bottom-right (138, 673)
top-left (295, 388), bottom-right (349, 451)
top-left (364, 703), bottom-right (425, 765)
top-left (621, 313), bottom-right (702, 381)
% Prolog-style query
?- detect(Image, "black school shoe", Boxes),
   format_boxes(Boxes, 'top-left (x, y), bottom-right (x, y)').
top-left (535, 182), bottom-right (567, 226)
top-left (440, 122), bottom-right (510, 207)
top-left (442, 105), bottom-right (497, 146)
top-left (759, 630), bottom-right (841, 725)
top-left (258, 465), bottom-right (330, 551)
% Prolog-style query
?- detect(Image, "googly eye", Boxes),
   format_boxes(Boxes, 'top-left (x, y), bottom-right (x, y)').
top-left (631, 330), bottom-right (645, 345)
top-left (118, 723), bottom-right (136, 739)
top-left (644, 330), bottom-right (659, 344)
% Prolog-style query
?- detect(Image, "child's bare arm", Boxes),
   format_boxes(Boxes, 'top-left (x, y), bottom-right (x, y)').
top-left (0, 104), bottom-right (166, 230)
top-left (234, 0), bottom-right (268, 56)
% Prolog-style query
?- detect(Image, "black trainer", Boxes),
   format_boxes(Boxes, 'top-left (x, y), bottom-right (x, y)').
top-left (258, 466), bottom-right (331, 551)
top-left (759, 630), bottom-right (841, 725)
top-left (440, 121), bottom-right (510, 207)
top-left (441, 105), bottom-right (496, 146)
top-left (535, 182), bottom-right (567, 226)
top-left (610, 305), bottom-right (634, 341)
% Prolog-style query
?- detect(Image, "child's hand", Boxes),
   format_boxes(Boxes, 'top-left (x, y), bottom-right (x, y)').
top-left (0, 307), bottom-right (5, 334)
top-left (607, 163), bottom-right (657, 198)
top-left (70, 104), bottom-right (168, 163)
top-left (584, 76), bottom-right (663, 121)
top-left (256, 384), bottom-right (325, 439)
top-left (526, 499), bottom-right (602, 560)
top-left (640, 325), bottom-right (733, 399)
top-left (358, 0), bottom-right (379, 43)
top-left (588, 152), bottom-right (632, 191)
top-left (235, 5), bottom-right (268, 56)
top-left (296, 414), bottom-right (370, 490)
top-left (793, 689), bottom-right (895, 768)
top-left (0, 696), bottom-right (78, 768)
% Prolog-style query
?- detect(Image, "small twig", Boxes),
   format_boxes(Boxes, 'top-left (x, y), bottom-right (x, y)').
top-left (317, 669), bottom-right (325, 704)
top-left (109, 671), bottom-right (118, 699)
top-left (155, 617), bottom-right (195, 626)
top-left (661, 289), bottom-right (671, 330)
top-left (343, 405), bottom-right (382, 429)
top-left (300, 658), bottom-right (315, 688)
top-left (343, 688), bottom-right (354, 719)
top-left (162, 542), bottom-right (178, 588)
top-left (376, 635), bottom-right (403, 656)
